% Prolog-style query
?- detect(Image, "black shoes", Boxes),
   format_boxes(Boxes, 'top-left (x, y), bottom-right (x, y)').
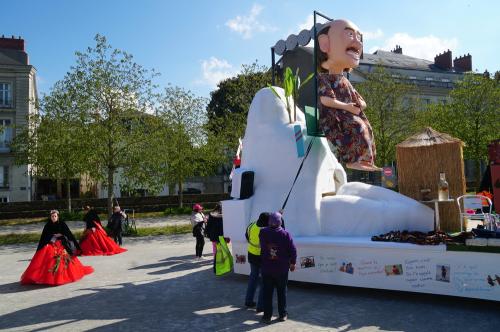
top-left (245, 301), bottom-right (256, 308)
top-left (261, 316), bottom-right (272, 324)
top-left (278, 314), bottom-right (288, 322)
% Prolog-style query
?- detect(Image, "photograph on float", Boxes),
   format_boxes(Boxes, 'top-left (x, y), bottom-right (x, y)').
top-left (235, 254), bottom-right (246, 264)
top-left (385, 264), bottom-right (403, 276)
top-left (339, 261), bottom-right (355, 274)
top-left (435, 264), bottom-right (450, 283)
top-left (300, 256), bottom-right (316, 269)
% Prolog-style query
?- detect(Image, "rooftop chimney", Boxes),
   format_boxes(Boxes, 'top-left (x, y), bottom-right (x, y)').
top-left (391, 45), bottom-right (402, 54)
top-left (434, 50), bottom-right (452, 70)
top-left (0, 35), bottom-right (25, 51)
top-left (454, 54), bottom-right (472, 72)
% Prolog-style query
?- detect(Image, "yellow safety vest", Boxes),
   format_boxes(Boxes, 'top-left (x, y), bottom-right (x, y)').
top-left (246, 222), bottom-right (261, 256)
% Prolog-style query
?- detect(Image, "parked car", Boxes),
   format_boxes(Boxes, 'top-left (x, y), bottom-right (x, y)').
top-left (180, 188), bottom-right (202, 194)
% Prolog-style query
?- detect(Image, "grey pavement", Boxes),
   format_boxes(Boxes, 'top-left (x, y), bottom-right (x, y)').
top-left (1, 234), bottom-right (499, 331)
top-left (0, 215), bottom-right (191, 235)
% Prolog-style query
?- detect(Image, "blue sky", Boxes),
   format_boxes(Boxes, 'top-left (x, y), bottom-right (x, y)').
top-left (2, 0), bottom-right (499, 99)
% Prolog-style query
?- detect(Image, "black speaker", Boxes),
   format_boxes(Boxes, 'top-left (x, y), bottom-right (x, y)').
top-left (240, 171), bottom-right (254, 199)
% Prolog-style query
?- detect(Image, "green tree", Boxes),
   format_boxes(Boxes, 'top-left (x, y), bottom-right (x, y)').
top-left (62, 34), bottom-right (163, 216)
top-left (355, 66), bottom-right (420, 166)
top-left (418, 73), bottom-right (500, 187)
top-left (12, 82), bottom-right (89, 211)
top-left (156, 85), bottom-right (212, 207)
top-left (207, 61), bottom-right (273, 166)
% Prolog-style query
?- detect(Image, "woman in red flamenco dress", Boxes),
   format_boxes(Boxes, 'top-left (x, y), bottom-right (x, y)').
top-left (79, 205), bottom-right (127, 256)
top-left (21, 210), bottom-right (94, 286)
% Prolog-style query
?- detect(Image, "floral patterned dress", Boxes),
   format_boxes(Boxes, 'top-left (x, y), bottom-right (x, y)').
top-left (318, 72), bottom-right (376, 165)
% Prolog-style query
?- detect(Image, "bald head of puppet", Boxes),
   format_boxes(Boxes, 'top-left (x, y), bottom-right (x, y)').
top-left (316, 19), bottom-right (363, 74)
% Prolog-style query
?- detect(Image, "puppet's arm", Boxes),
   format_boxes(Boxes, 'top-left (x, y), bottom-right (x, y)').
top-left (354, 92), bottom-right (367, 111)
top-left (320, 96), bottom-right (361, 115)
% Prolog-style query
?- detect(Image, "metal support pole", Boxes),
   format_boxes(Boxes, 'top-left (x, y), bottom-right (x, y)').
top-left (271, 47), bottom-right (276, 86)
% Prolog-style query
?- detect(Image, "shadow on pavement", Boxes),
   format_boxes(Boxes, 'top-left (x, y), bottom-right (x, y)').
top-left (0, 281), bottom-right (52, 294)
top-left (1, 253), bottom-right (500, 331)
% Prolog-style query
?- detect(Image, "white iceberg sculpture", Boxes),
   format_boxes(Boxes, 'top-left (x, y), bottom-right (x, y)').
top-left (224, 87), bottom-right (434, 239)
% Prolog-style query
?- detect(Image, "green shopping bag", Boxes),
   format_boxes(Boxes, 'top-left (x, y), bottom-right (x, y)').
top-left (215, 236), bottom-right (233, 276)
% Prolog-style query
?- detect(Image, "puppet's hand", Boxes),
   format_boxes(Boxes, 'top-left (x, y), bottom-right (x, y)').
top-left (346, 103), bottom-right (361, 115)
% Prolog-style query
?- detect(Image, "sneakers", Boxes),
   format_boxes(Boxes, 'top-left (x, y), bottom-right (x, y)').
top-left (245, 301), bottom-right (256, 308)
top-left (261, 316), bottom-right (272, 324)
top-left (278, 314), bottom-right (288, 322)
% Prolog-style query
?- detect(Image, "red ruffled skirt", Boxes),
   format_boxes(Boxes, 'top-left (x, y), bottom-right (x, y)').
top-left (21, 240), bottom-right (93, 286)
top-left (80, 223), bottom-right (127, 256)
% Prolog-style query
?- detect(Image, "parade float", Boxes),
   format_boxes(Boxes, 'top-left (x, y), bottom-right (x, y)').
top-left (222, 12), bottom-right (499, 302)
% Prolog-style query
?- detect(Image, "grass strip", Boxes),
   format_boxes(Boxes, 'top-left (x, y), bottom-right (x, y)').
top-left (0, 225), bottom-right (191, 246)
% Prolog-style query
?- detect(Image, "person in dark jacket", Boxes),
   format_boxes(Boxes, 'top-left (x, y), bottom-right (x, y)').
top-left (83, 205), bottom-right (101, 229)
top-left (205, 203), bottom-right (224, 254)
top-left (108, 206), bottom-right (126, 245)
top-left (244, 212), bottom-right (269, 312)
top-left (259, 211), bottom-right (297, 324)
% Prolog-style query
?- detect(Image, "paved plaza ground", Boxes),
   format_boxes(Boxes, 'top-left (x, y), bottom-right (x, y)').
top-left (0, 234), bottom-right (499, 332)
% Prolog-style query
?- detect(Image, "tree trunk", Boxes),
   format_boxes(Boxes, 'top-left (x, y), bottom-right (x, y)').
top-left (475, 159), bottom-right (482, 191)
top-left (178, 180), bottom-right (183, 208)
top-left (107, 168), bottom-right (115, 218)
top-left (66, 178), bottom-right (72, 213)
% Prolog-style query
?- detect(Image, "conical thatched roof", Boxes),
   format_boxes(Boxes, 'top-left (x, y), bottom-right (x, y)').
top-left (397, 127), bottom-right (463, 148)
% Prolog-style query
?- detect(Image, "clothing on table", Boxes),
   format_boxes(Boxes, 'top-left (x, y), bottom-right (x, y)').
top-left (318, 72), bottom-right (376, 165)
top-left (21, 220), bottom-right (93, 286)
top-left (80, 221), bottom-right (127, 256)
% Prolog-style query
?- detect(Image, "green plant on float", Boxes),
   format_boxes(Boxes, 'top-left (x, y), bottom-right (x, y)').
top-left (268, 67), bottom-right (314, 123)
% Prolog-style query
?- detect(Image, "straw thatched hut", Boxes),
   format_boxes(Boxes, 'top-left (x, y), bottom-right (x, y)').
top-left (396, 127), bottom-right (466, 231)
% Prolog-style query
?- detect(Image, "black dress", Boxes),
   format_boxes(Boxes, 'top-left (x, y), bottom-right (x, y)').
top-left (37, 220), bottom-right (81, 255)
top-left (83, 209), bottom-right (101, 229)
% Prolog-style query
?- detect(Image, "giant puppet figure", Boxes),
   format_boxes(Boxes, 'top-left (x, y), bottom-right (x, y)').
top-left (317, 19), bottom-right (381, 172)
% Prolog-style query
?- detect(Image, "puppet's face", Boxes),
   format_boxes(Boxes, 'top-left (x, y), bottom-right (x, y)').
top-left (319, 20), bottom-right (363, 71)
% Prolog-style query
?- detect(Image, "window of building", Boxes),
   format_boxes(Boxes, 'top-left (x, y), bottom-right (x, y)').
top-left (0, 119), bottom-right (13, 150)
top-left (425, 77), bottom-right (434, 81)
top-left (0, 196), bottom-right (8, 203)
top-left (0, 165), bottom-right (8, 188)
top-left (0, 83), bottom-right (12, 107)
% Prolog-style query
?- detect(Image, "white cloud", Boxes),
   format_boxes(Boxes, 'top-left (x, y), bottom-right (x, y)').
top-left (196, 57), bottom-right (237, 88)
top-left (363, 28), bottom-right (384, 40)
top-left (225, 4), bottom-right (275, 39)
top-left (374, 33), bottom-right (458, 60)
top-left (298, 14), bottom-right (314, 31)
top-left (296, 14), bottom-right (329, 47)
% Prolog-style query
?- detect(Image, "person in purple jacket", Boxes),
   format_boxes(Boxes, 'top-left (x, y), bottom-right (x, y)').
top-left (259, 211), bottom-right (297, 324)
